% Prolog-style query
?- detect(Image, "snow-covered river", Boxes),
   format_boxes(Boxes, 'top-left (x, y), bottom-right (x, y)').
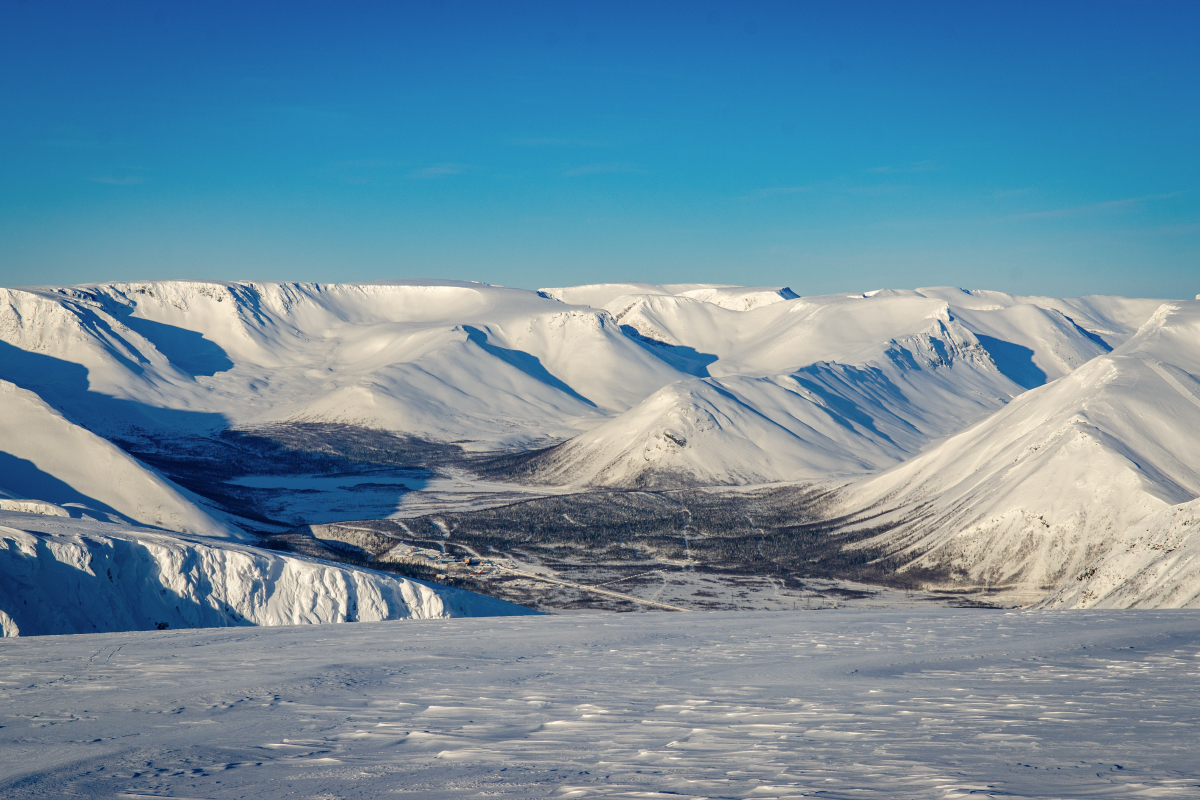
top-left (3, 609), bottom-right (1198, 798)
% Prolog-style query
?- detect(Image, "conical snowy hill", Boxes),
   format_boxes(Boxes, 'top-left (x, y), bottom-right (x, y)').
top-left (500, 309), bottom-right (1027, 488)
top-left (837, 300), bottom-right (1200, 607)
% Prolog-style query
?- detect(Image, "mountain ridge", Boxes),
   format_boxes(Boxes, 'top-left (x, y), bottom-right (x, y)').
top-left (2, 279), bottom-right (1195, 617)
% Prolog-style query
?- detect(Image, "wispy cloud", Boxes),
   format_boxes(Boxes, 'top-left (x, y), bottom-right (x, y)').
top-left (562, 162), bottom-right (645, 177)
top-left (742, 172), bottom-right (921, 201)
top-left (1006, 191), bottom-right (1185, 221)
top-left (90, 175), bottom-right (145, 185)
top-left (867, 159), bottom-right (940, 174)
top-left (511, 137), bottom-right (609, 147)
top-left (409, 163), bottom-right (469, 179)
top-left (1148, 220), bottom-right (1200, 236)
top-left (43, 135), bottom-right (126, 151)
top-left (333, 159), bottom-right (406, 169)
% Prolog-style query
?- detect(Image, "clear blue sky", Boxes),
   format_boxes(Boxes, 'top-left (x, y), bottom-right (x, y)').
top-left (1, 1), bottom-right (1197, 297)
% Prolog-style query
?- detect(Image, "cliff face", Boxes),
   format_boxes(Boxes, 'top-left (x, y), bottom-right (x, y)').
top-left (0, 513), bottom-right (533, 637)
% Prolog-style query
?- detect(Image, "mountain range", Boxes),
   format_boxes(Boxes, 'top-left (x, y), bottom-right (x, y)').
top-left (1, 279), bottom-right (1196, 631)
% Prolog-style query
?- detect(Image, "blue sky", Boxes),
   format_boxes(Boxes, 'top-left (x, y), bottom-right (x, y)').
top-left (1, 1), bottom-right (1197, 297)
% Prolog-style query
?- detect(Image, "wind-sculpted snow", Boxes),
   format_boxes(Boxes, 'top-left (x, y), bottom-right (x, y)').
top-left (2, 610), bottom-right (1199, 798)
top-left (0, 512), bottom-right (532, 637)
top-left (838, 300), bottom-right (1200, 607)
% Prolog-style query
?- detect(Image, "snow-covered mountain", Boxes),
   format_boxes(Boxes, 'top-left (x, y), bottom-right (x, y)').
top-left (0, 380), bottom-right (240, 539)
top-left (1, 280), bottom-right (1153, 488)
top-left (504, 311), bottom-right (1014, 487)
top-left (836, 300), bottom-right (1200, 607)
top-left (3, 278), bottom-right (1195, 612)
top-left (0, 512), bottom-right (532, 636)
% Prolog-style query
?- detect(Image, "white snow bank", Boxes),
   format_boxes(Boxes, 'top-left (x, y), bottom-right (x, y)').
top-left (0, 499), bottom-right (68, 517)
top-left (0, 512), bottom-right (533, 637)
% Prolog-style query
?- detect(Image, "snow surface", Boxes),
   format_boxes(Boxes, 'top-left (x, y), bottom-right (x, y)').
top-left (0, 512), bottom-right (532, 637)
top-left (2, 609), bottom-right (1198, 798)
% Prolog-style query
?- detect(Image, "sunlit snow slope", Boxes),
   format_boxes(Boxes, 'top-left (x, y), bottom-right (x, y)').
top-left (0, 380), bottom-right (239, 539)
top-left (0, 512), bottom-right (532, 637)
top-left (838, 300), bottom-right (1200, 607)
top-left (2, 278), bottom-right (1188, 609)
top-left (0, 279), bottom-right (1165, 506)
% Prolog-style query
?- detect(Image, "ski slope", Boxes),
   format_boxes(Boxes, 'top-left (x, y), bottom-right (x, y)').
top-left (2, 609), bottom-right (1198, 798)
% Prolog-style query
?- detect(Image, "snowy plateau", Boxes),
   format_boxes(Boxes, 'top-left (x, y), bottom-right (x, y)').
top-left (3, 279), bottom-right (1200, 797)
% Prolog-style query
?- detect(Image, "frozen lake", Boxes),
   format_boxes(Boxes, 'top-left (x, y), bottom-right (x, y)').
top-left (2, 609), bottom-right (1198, 798)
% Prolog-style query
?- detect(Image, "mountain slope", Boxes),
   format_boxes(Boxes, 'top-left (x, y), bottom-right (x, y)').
top-left (836, 301), bottom-right (1200, 605)
top-left (0, 281), bottom-right (692, 446)
top-left (0, 380), bottom-right (241, 539)
top-left (1039, 496), bottom-right (1200, 608)
top-left (0, 512), bottom-right (532, 636)
top-left (504, 309), bottom-right (1025, 487)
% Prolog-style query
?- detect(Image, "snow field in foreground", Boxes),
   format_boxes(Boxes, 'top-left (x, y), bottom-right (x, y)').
top-left (1, 610), bottom-right (1197, 799)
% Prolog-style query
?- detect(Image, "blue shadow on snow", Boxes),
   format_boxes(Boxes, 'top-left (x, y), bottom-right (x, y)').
top-left (118, 315), bottom-right (233, 377)
top-left (463, 325), bottom-right (596, 407)
top-left (975, 335), bottom-right (1047, 390)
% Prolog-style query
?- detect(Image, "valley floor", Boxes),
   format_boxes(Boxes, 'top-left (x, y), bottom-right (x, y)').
top-left (3, 609), bottom-right (1198, 799)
